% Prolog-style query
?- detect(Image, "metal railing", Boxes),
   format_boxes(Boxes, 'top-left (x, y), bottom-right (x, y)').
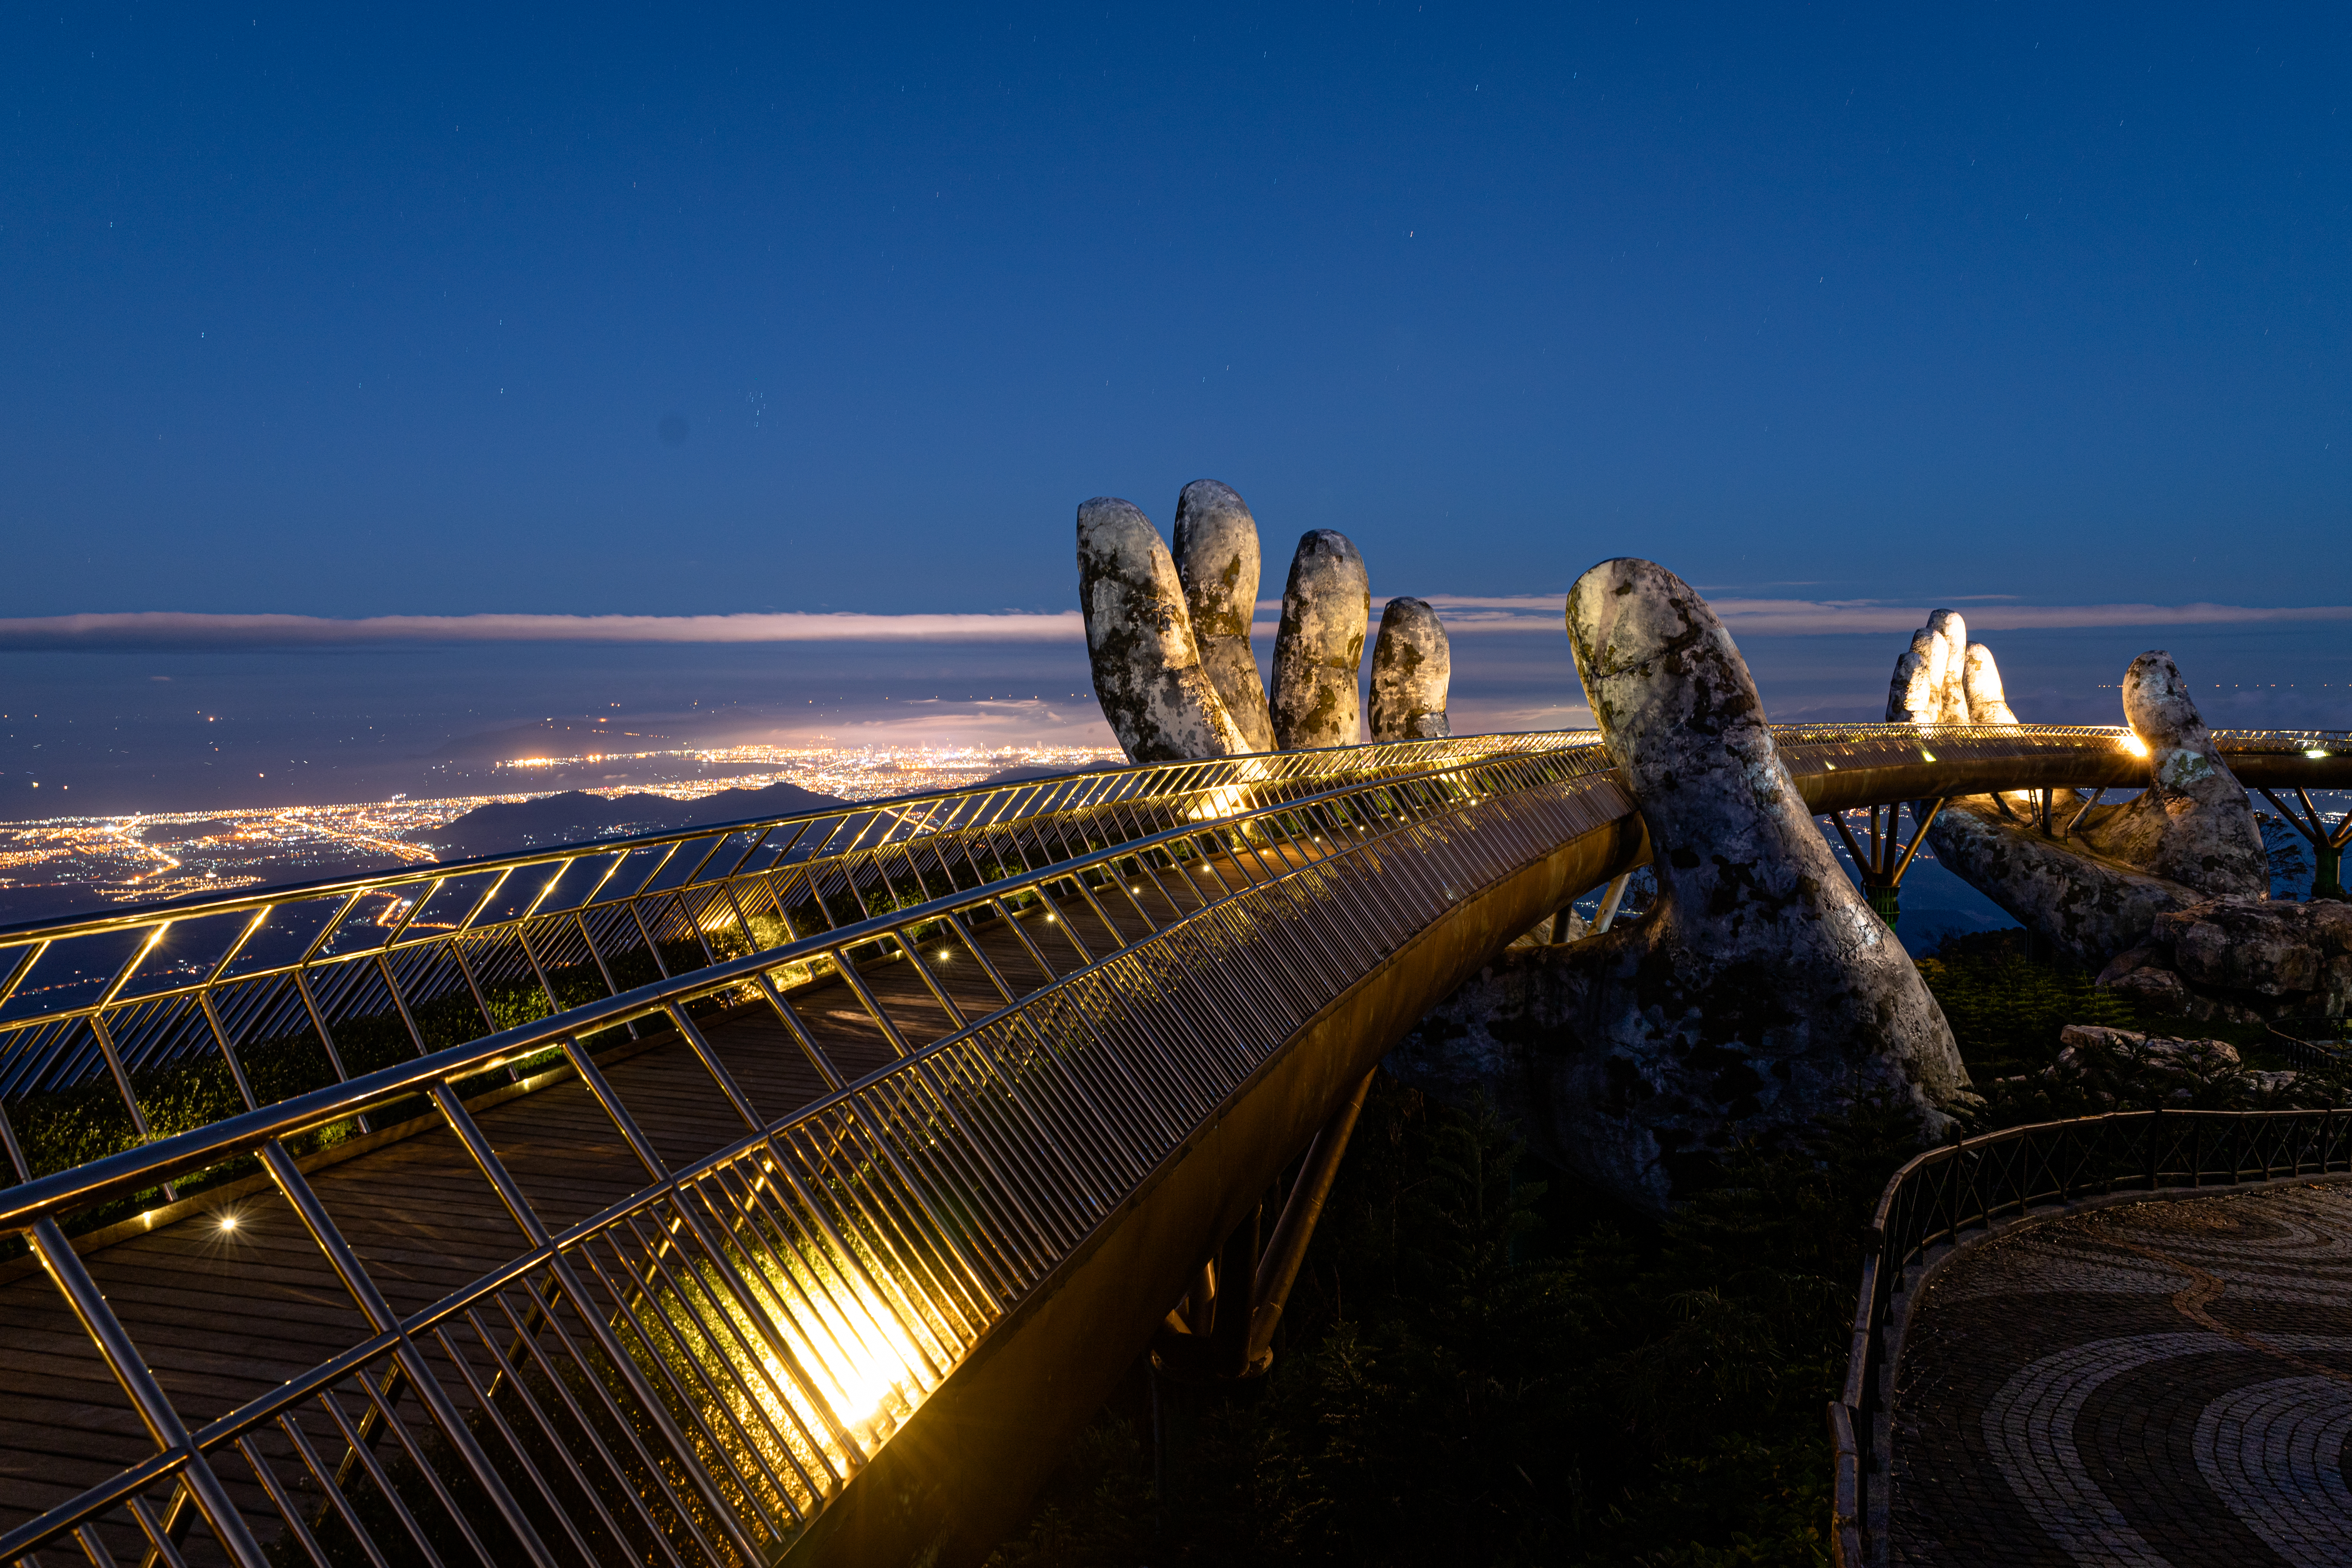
top-left (0, 732), bottom-right (1584, 1185)
top-left (1829, 1106), bottom-right (2352, 1567)
top-left (0, 737), bottom-right (1638, 1566)
top-left (13, 720), bottom-right (2337, 1180)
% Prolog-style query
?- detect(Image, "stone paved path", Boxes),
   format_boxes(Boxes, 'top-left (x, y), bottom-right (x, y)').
top-left (1889, 1180), bottom-right (2352, 1566)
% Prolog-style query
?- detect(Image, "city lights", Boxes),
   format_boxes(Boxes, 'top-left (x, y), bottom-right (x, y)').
top-left (0, 745), bottom-right (1120, 919)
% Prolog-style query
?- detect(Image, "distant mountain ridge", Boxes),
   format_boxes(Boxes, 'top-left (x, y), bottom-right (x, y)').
top-left (417, 779), bottom-right (846, 862)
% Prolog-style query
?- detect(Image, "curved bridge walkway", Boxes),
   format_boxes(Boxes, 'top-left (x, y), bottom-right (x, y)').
top-left (1888, 1180), bottom-right (2352, 1567)
top-left (0, 724), bottom-right (2343, 1565)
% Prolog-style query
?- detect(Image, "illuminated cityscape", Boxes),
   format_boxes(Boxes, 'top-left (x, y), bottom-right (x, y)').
top-left (0, 744), bottom-right (1116, 924)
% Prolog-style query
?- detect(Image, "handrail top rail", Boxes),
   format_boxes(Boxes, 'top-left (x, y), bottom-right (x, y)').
top-left (0, 741), bottom-right (1607, 1230)
top-left (1865, 1104), bottom-right (2352, 1237)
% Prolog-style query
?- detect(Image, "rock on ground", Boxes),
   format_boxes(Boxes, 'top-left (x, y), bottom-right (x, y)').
top-left (2098, 895), bottom-right (2352, 1024)
top-left (1268, 529), bottom-right (1370, 750)
top-left (1076, 497), bottom-right (1250, 763)
top-left (1367, 596), bottom-right (1451, 741)
top-left (1390, 558), bottom-right (1971, 1212)
top-left (1171, 479), bottom-right (1277, 753)
top-left (1980, 1024), bottom-right (2336, 1117)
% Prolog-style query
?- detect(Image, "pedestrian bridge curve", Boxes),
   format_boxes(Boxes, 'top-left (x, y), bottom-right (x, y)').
top-left (0, 724), bottom-right (2345, 1567)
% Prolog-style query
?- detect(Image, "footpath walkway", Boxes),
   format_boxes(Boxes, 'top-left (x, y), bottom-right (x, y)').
top-left (1888, 1180), bottom-right (2352, 1567)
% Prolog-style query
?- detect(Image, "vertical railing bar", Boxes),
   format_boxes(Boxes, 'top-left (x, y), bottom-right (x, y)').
top-left (663, 1001), bottom-right (764, 1129)
top-left (234, 1432), bottom-right (338, 1568)
top-left (307, 1385), bottom-right (455, 1568)
top-left (752, 974), bottom-right (849, 1091)
top-left (25, 1219), bottom-right (269, 1568)
top-left (421, 1319), bottom-right (610, 1567)
top-left (290, 968), bottom-right (369, 1134)
top-left (595, 1216), bottom-right (828, 1520)
top-left (257, 1141), bottom-right (561, 1568)
top-left (423, 1085), bottom-right (768, 1566)
top-left (509, 921), bottom-right (570, 1026)
top-left (462, 1300), bottom-right (684, 1567)
top-left (482, 1291), bottom-right (704, 1568)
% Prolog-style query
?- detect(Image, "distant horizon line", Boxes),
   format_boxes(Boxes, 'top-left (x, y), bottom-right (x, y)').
top-left (3, 597), bottom-right (2350, 649)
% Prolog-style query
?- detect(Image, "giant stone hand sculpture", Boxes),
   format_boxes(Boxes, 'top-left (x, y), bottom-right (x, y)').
top-left (1082, 485), bottom-right (1446, 764)
top-left (1391, 560), bottom-right (1971, 1211)
top-left (1077, 497), bottom-right (1250, 763)
top-left (2097, 652), bottom-right (2268, 893)
top-left (1908, 627), bottom-right (2268, 967)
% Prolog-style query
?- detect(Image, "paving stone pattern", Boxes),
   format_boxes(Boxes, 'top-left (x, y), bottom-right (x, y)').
top-left (1890, 1182), bottom-right (2352, 1566)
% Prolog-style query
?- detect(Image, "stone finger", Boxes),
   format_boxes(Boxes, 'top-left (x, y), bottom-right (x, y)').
top-left (1076, 496), bottom-right (1249, 763)
top-left (1268, 529), bottom-right (1370, 750)
top-left (1172, 479), bottom-right (1276, 753)
top-left (1368, 596), bottom-right (1451, 742)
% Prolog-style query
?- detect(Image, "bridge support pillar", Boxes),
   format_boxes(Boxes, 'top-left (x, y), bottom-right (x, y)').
top-left (2258, 786), bottom-right (2352, 901)
top-left (1154, 1069), bottom-right (1378, 1382)
top-left (1825, 799), bottom-right (1948, 930)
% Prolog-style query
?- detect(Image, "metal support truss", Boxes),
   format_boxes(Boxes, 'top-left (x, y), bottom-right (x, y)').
top-left (2258, 786), bottom-right (2352, 901)
top-left (1824, 798), bottom-right (1949, 928)
top-left (1152, 1069), bottom-right (1377, 1382)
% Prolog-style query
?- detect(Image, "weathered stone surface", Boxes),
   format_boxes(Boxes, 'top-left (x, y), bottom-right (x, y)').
top-left (1975, 1018), bottom-right (2333, 1122)
top-left (1390, 559), bottom-right (1971, 1212)
top-left (1267, 530), bottom-right (1370, 750)
top-left (1889, 611), bottom-right (1980, 724)
top-left (2094, 896), bottom-right (2352, 1023)
top-left (2030, 1027), bottom-right (2251, 1104)
top-left (2088, 652), bottom-right (2268, 898)
top-left (1924, 799), bottom-right (2191, 968)
top-left (1962, 641), bottom-right (2019, 725)
top-left (1367, 596), bottom-right (1451, 741)
top-left (1886, 627), bottom-right (1939, 723)
top-left (1926, 609), bottom-right (1969, 723)
top-left (1171, 480), bottom-right (1276, 753)
top-left (1075, 497), bottom-right (1249, 764)
top-left (1922, 646), bottom-right (2267, 968)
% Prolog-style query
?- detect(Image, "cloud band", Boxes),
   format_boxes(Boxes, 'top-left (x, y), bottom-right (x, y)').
top-left (0, 610), bottom-right (1089, 649)
top-left (1, 598), bottom-right (2345, 650)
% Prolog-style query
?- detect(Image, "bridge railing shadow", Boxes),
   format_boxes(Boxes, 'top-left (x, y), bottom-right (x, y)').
top-left (1832, 1102), bottom-right (2352, 1568)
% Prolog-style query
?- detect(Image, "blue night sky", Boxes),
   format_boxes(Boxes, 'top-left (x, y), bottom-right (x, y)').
top-left (2, 5), bottom-right (2348, 821)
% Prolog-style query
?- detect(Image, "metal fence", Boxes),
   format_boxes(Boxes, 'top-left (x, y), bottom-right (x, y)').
top-left (0, 731), bottom-right (1587, 1186)
top-left (0, 737), bottom-right (1640, 1566)
top-left (1829, 1106), bottom-right (2352, 1568)
top-left (19, 719), bottom-right (2337, 1179)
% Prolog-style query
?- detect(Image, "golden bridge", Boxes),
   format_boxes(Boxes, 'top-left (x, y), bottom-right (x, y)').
top-left (0, 724), bottom-right (2345, 1566)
